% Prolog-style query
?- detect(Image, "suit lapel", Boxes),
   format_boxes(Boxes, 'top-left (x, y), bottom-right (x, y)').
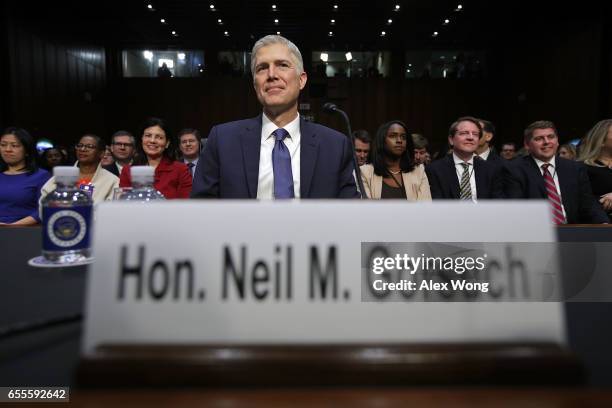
top-left (444, 155), bottom-right (460, 198)
top-left (526, 156), bottom-right (546, 197)
top-left (300, 118), bottom-right (319, 198)
top-left (474, 158), bottom-right (487, 199)
top-left (555, 158), bottom-right (572, 212)
top-left (240, 116), bottom-right (262, 198)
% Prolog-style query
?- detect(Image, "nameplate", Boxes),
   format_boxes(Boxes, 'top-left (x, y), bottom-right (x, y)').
top-left (83, 201), bottom-right (565, 355)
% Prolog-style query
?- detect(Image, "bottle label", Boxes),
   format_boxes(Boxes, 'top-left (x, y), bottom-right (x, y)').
top-left (42, 206), bottom-right (93, 251)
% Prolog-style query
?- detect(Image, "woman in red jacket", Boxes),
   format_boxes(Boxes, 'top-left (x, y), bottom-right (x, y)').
top-left (120, 117), bottom-right (192, 199)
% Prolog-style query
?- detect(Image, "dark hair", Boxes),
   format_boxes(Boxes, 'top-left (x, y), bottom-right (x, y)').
top-left (134, 117), bottom-right (176, 164)
top-left (371, 120), bottom-right (415, 177)
top-left (79, 134), bottom-right (105, 152)
top-left (524, 120), bottom-right (557, 142)
top-left (111, 130), bottom-right (135, 145)
top-left (0, 127), bottom-right (39, 174)
top-left (448, 116), bottom-right (483, 139)
top-left (352, 129), bottom-right (371, 144)
top-left (177, 128), bottom-right (201, 141)
top-left (40, 147), bottom-right (66, 170)
top-left (478, 119), bottom-right (496, 136)
top-left (412, 133), bottom-right (429, 150)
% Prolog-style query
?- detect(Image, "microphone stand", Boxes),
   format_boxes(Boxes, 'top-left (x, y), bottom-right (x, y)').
top-left (323, 104), bottom-right (366, 199)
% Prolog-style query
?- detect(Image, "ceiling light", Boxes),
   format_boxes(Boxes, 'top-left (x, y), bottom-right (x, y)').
top-left (320, 53), bottom-right (328, 62)
top-left (395, 4), bottom-right (400, 11)
top-left (432, 31), bottom-right (439, 37)
top-left (217, 18), bottom-right (222, 24)
top-left (160, 18), bottom-right (166, 23)
top-left (272, 4), bottom-right (277, 10)
top-left (328, 31), bottom-right (334, 37)
top-left (210, 4), bottom-right (215, 9)
top-left (333, 4), bottom-right (338, 9)
top-left (274, 18), bottom-right (279, 24)
top-left (224, 31), bottom-right (229, 36)
top-left (444, 18), bottom-right (450, 24)
top-left (345, 52), bottom-right (353, 61)
top-left (387, 19), bottom-right (393, 24)
top-left (178, 53), bottom-right (186, 60)
top-left (330, 19), bottom-right (335, 24)
top-left (147, 4), bottom-right (153, 10)
top-left (171, 30), bottom-right (177, 35)
top-left (455, 4), bottom-right (463, 11)
top-left (381, 31), bottom-right (386, 36)
top-left (276, 31), bottom-right (281, 35)
top-left (199, 69), bottom-right (204, 72)
top-left (143, 51), bottom-right (153, 61)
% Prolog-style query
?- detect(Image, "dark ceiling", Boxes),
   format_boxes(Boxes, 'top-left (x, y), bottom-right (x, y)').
top-left (6, 0), bottom-right (608, 51)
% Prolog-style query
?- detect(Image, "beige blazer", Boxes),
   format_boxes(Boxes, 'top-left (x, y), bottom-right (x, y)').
top-left (360, 164), bottom-right (432, 201)
top-left (40, 163), bottom-right (119, 205)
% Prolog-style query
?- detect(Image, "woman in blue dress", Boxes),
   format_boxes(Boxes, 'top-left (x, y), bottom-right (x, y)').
top-left (0, 127), bottom-right (51, 226)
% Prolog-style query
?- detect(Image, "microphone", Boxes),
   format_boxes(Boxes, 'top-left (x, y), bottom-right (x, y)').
top-left (322, 102), bottom-right (338, 113)
top-left (322, 102), bottom-right (366, 199)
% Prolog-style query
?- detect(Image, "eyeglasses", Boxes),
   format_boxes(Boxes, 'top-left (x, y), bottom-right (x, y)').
top-left (112, 142), bottom-right (134, 148)
top-left (75, 143), bottom-right (97, 150)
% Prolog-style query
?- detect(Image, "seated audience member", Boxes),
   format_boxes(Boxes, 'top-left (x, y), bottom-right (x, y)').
top-left (101, 145), bottom-right (114, 166)
top-left (40, 147), bottom-right (66, 170)
top-left (352, 130), bottom-right (371, 167)
top-left (476, 119), bottom-right (502, 162)
top-left (426, 117), bottom-right (504, 201)
top-left (120, 117), bottom-right (192, 199)
top-left (577, 119), bottom-right (612, 221)
top-left (412, 133), bottom-right (429, 165)
top-left (0, 128), bottom-right (51, 226)
top-left (500, 142), bottom-right (517, 160)
top-left (41, 134), bottom-right (119, 204)
top-left (177, 128), bottom-right (201, 179)
top-left (360, 120), bottom-right (431, 201)
top-left (105, 130), bottom-right (136, 177)
top-left (558, 143), bottom-right (577, 160)
top-left (505, 120), bottom-right (608, 224)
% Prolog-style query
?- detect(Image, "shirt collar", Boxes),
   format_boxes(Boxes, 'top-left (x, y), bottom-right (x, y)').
top-left (452, 152), bottom-right (475, 166)
top-left (478, 147), bottom-right (491, 160)
top-left (533, 155), bottom-right (556, 170)
top-left (262, 112), bottom-right (300, 143)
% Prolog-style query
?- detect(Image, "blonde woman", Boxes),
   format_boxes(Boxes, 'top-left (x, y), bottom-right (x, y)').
top-left (578, 119), bottom-right (612, 219)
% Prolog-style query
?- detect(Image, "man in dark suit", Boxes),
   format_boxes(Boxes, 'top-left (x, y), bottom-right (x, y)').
top-left (476, 119), bottom-right (502, 163)
top-left (103, 130), bottom-right (135, 177)
top-left (191, 35), bottom-right (359, 199)
top-left (504, 120), bottom-right (608, 224)
top-left (425, 116), bottom-right (504, 201)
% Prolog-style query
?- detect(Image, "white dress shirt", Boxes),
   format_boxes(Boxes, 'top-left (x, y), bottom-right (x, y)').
top-left (256, 113), bottom-right (301, 199)
top-left (533, 156), bottom-right (567, 219)
top-left (453, 153), bottom-right (477, 203)
top-left (478, 147), bottom-right (491, 161)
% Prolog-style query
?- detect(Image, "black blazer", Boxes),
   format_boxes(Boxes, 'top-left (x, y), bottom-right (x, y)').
top-left (504, 155), bottom-right (608, 224)
top-left (425, 154), bottom-right (504, 200)
top-left (103, 163), bottom-right (120, 177)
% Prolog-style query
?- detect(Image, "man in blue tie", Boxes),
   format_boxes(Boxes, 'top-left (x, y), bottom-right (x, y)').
top-left (190, 35), bottom-right (359, 199)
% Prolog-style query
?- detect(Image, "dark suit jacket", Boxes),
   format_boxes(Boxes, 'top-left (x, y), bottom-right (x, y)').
top-left (190, 115), bottom-right (359, 199)
top-left (504, 155), bottom-right (608, 224)
top-left (425, 154), bottom-right (504, 200)
top-left (103, 163), bottom-right (120, 177)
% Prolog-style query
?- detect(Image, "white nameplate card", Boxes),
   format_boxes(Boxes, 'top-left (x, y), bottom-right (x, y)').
top-left (83, 201), bottom-right (565, 355)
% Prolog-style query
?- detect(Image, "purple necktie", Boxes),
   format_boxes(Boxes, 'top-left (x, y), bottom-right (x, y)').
top-left (272, 128), bottom-right (294, 199)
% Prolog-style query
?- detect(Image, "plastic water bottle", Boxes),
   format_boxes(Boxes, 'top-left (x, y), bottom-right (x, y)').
top-left (41, 166), bottom-right (93, 263)
top-left (118, 166), bottom-right (165, 201)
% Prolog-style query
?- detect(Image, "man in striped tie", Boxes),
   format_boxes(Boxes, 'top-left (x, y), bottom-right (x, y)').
top-left (504, 120), bottom-right (608, 224)
top-left (425, 116), bottom-right (504, 201)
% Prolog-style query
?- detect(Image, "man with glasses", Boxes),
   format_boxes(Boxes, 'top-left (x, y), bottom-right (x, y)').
top-left (104, 130), bottom-right (136, 177)
top-left (425, 116), bottom-right (504, 201)
top-left (177, 128), bottom-right (201, 179)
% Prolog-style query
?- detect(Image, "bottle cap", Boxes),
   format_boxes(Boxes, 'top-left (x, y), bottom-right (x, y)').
top-left (130, 166), bottom-right (155, 184)
top-left (53, 166), bottom-right (79, 184)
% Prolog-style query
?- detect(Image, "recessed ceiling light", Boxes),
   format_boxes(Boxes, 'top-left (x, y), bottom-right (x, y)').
top-left (345, 52), bottom-right (353, 61)
top-left (328, 31), bottom-right (334, 36)
top-left (218, 18), bottom-right (222, 24)
top-left (171, 30), bottom-right (176, 35)
top-left (455, 4), bottom-right (463, 11)
top-left (320, 53), bottom-right (329, 62)
top-left (433, 31), bottom-right (439, 37)
top-left (224, 31), bottom-right (229, 36)
top-left (395, 4), bottom-right (400, 11)
top-left (143, 51), bottom-right (153, 60)
top-left (444, 19), bottom-right (450, 24)
top-left (331, 19), bottom-right (335, 24)
top-left (387, 19), bottom-right (393, 24)
top-left (147, 4), bottom-right (153, 10)
top-left (178, 53), bottom-right (185, 60)
top-left (274, 18), bottom-right (279, 24)
top-left (272, 4), bottom-right (277, 9)
top-left (276, 31), bottom-right (281, 35)
top-left (210, 4), bottom-right (215, 9)
top-left (333, 4), bottom-right (338, 10)
top-left (381, 31), bottom-right (386, 36)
